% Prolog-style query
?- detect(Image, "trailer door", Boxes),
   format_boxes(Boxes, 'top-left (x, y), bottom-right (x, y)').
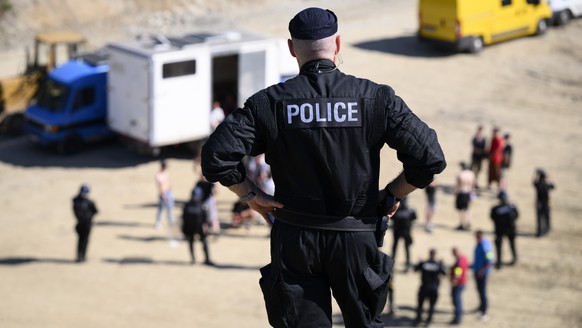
top-left (238, 50), bottom-right (267, 107)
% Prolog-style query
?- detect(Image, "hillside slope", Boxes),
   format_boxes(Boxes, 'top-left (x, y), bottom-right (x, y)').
top-left (0, 0), bottom-right (268, 51)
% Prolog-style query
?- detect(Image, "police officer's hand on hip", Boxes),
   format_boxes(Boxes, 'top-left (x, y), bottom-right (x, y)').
top-left (229, 177), bottom-right (283, 226)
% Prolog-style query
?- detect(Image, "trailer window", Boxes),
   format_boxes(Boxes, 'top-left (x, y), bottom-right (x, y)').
top-left (73, 87), bottom-right (96, 112)
top-left (163, 60), bottom-right (197, 78)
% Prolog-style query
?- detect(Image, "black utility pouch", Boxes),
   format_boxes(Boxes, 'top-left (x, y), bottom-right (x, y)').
top-left (361, 252), bottom-right (394, 318)
top-left (259, 263), bottom-right (286, 327)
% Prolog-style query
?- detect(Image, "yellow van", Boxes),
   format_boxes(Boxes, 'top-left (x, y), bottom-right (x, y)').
top-left (418, 0), bottom-right (553, 52)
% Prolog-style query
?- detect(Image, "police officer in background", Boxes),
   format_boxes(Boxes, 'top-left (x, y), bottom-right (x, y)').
top-left (413, 249), bottom-right (447, 327)
top-left (72, 184), bottom-right (98, 263)
top-left (391, 197), bottom-right (417, 272)
top-left (490, 191), bottom-right (519, 269)
top-left (182, 178), bottom-right (214, 265)
top-left (201, 7), bottom-right (446, 327)
top-left (533, 168), bottom-right (555, 237)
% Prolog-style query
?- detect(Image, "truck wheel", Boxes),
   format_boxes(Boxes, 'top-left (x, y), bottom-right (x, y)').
top-left (556, 10), bottom-right (571, 26)
top-left (57, 135), bottom-right (84, 154)
top-left (536, 19), bottom-right (548, 35)
top-left (468, 37), bottom-right (483, 53)
top-left (1, 113), bottom-right (25, 136)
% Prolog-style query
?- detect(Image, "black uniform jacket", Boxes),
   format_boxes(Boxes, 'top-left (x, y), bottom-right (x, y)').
top-left (72, 195), bottom-right (97, 223)
top-left (415, 259), bottom-right (447, 290)
top-left (491, 203), bottom-right (519, 234)
top-left (392, 207), bottom-right (417, 235)
top-left (202, 59), bottom-right (446, 217)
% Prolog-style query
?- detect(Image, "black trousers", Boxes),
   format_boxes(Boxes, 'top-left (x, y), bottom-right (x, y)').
top-left (75, 223), bottom-right (92, 261)
top-left (494, 232), bottom-right (517, 265)
top-left (416, 287), bottom-right (438, 324)
top-left (536, 203), bottom-right (551, 236)
top-left (185, 231), bottom-right (210, 263)
top-left (391, 231), bottom-right (412, 267)
top-left (260, 220), bottom-right (393, 328)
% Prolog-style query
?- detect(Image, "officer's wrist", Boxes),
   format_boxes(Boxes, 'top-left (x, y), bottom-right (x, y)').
top-left (383, 185), bottom-right (402, 203)
top-left (239, 181), bottom-right (259, 202)
top-left (239, 190), bottom-right (257, 202)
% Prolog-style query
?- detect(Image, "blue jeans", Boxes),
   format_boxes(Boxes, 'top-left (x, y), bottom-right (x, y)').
top-left (451, 285), bottom-right (465, 323)
top-left (475, 274), bottom-right (488, 315)
top-left (156, 191), bottom-right (175, 227)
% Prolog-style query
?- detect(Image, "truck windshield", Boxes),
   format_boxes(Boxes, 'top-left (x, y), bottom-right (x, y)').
top-left (37, 80), bottom-right (70, 113)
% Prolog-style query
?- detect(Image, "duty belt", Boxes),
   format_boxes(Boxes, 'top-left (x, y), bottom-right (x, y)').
top-left (272, 208), bottom-right (377, 232)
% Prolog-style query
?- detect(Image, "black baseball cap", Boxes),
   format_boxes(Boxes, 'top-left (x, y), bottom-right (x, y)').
top-left (289, 7), bottom-right (338, 40)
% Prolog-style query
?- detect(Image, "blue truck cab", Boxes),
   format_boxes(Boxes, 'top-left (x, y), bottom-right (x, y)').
top-left (25, 58), bottom-right (113, 153)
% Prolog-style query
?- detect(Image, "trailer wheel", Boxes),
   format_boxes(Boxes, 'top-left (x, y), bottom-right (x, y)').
top-left (536, 19), bottom-right (548, 35)
top-left (57, 135), bottom-right (84, 154)
top-left (468, 37), bottom-right (483, 53)
top-left (556, 10), bottom-right (571, 26)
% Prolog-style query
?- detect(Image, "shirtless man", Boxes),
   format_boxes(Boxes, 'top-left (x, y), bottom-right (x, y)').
top-left (455, 162), bottom-right (476, 231)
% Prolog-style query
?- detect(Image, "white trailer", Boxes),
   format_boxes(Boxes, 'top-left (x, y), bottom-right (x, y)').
top-left (106, 31), bottom-right (296, 150)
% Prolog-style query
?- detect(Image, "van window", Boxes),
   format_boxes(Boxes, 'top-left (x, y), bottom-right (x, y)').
top-left (73, 87), bottom-right (96, 112)
top-left (501, 0), bottom-right (512, 6)
top-left (38, 80), bottom-right (70, 113)
top-left (162, 60), bottom-right (197, 78)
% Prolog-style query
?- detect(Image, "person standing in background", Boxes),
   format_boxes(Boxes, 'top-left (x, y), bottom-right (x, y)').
top-left (455, 162), bottom-right (476, 231)
top-left (470, 125), bottom-right (487, 190)
top-left (210, 100), bottom-right (225, 132)
top-left (424, 179), bottom-right (438, 233)
top-left (449, 247), bottom-right (468, 325)
top-left (413, 248), bottom-right (447, 327)
top-left (182, 178), bottom-right (214, 265)
top-left (472, 230), bottom-right (494, 321)
top-left (533, 169), bottom-right (555, 237)
top-left (155, 159), bottom-right (177, 246)
top-left (72, 184), bottom-right (98, 263)
top-left (490, 191), bottom-right (519, 269)
top-left (488, 127), bottom-right (504, 191)
top-left (500, 133), bottom-right (513, 190)
top-left (391, 197), bottom-right (417, 272)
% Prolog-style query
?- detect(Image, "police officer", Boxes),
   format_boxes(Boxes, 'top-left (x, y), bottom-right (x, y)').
top-left (201, 7), bottom-right (446, 327)
top-left (533, 168), bottom-right (555, 237)
top-left (182, 178), bottom-right (214, 265)
top-left (72, 184), bottom-right (98, 263)
top-left (490, 191), bottom-right (519, 269)
top-left (413, 249), bottom-right (447, 326)
top-left (391, 197), bottom-right (417, 272)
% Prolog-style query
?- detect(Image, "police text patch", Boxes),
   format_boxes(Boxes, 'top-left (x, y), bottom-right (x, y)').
top-left (282, 98), bottom-right (363, 129)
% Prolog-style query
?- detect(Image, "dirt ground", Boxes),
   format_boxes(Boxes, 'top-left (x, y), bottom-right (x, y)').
top-left (1, 1), bottom-right (581, 327)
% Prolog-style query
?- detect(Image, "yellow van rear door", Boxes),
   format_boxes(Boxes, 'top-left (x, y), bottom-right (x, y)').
top-left (419, 0), bottom-right (458, 42)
